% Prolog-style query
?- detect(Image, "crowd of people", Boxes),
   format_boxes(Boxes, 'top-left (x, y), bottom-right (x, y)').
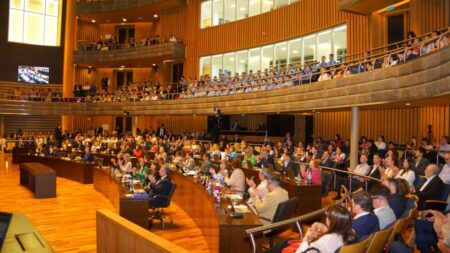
top-left (8, 124), bottom-right (450, 252)
top-left (4, 87), bottom-right (62, 101)
top-left (78, 34), bottom-right (180, 51)
top-left (4, 29), bottom-right (448, 103)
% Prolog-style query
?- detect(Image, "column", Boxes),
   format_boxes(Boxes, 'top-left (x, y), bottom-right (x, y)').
top-left (132, 116), bottom-right (138, 136)
top-left (350, 107), bottom-right (359, 169)
top-left (62, 0), bottom-right (76, 98)
top-left (0, 115), bottom-right (4, 137)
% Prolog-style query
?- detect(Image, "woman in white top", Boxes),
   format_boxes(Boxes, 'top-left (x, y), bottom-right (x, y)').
top-left (396, 159), bottom-right (416, 186)
top-left (375, 135), bottom-right (387, 150)
top-left (222, 159), bottom-right (245, 194)
top-left (295, 205), bottom-right (356, 253)
top-left (120, 153), bottom-right (133, 174)
top-left (381, 156), bottom-right (399, 180)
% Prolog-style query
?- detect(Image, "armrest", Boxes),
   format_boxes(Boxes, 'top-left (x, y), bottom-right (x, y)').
top-left (425, 200), bottom-right (448, 211)
top-left (152, 194), bottom-right (170, 200)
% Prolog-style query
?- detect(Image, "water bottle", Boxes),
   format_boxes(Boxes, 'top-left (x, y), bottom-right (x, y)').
top-left (307, 168), bottom-right (312, 185)
top-left (129, 176), bottom-right (134, 193)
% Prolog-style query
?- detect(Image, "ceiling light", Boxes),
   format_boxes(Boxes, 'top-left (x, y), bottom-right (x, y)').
top-left (230, 4), bottom-right (236, 7)
top-left (120, 65), bottom-right (125, 68)
top-left (152, 63), bottom-right (156, 66)
top-left (240, 7), bottom-right (246, 11)
top-left (91, 19), bottom-right (96, 23)
top-left (122, 18), bottom-right (127, 22)
top-left (281, 47), bottom-right (287, 51)
top-left (153, 14), bottom-right (158, 18)
top-left (405, 102), bottom-right (411, 106)
top-left (88, 66), bottom-right (92, 68)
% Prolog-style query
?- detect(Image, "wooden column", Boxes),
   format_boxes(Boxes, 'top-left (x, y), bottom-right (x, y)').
top-left (62, 0), bottom-right (76, 98)
top-left (350, 107), bottom-right (359, 169)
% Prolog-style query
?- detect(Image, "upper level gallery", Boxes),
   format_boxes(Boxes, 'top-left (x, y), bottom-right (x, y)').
top-left (0, 41), bottom-right (449, 116)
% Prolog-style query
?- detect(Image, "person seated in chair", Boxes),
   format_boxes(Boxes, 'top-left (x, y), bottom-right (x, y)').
top-left (147, 167), bottom-right (173, 207)
top-left (384, 178), bottom-right (406, 219)
top-left (411, 164), bottom-right (444, 210)
top-left (249, 176), bottom-right (288, 225)
top-left (351, 191), bottom-right (380, 240)
top-left (370, 184), bottom-right (396, 230)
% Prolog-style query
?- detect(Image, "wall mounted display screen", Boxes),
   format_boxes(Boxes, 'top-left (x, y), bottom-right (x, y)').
top-left (18, 65), bottom-right (50, 84)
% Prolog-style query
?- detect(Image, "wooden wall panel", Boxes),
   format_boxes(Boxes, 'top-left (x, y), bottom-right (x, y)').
top-left (410, 0), bottom-right (450, 36)
top-left (294, 115), bottom-right (307, 143)
top-left (229, 115), bottom-right (267, 131)
top-left (4, 115), bottom-right (61, 134)
top-left (64, 115), bottom-right (114, 132)
top-left (77, 20), bottom-right (100, 42)
top-left (314, 105), bottom-right (450, 145)
top-left (136, 115), bottom-right (208, 134)
top-left (99, 22), bottom-right (159, 40)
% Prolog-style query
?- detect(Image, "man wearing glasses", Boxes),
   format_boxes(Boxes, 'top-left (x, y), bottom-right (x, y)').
top-left (370, 184), bottom-right (396, 230)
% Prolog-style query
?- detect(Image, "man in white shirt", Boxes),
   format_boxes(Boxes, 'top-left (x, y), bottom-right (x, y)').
top-left (333, 154), bottom-right (370, 200)
top-left (439, 153), bottom-right (450, 184)
top-left (412, 164), bottom-right (444, 210)
top-left (370, 184), bottom-right (396, 229)
top-left (438, 136), bottom-right (450, 162)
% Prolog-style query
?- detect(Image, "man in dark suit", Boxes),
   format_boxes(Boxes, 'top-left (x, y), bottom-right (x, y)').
top-left (147, 167), bottom-right (173, 207)
top-left (310, 146), bottom-right (321, 160)
top-left (413, 147), bottom-right (430, 176)
top-left (256, 149), bottom-right (275, 168)
top-left (94, 125), bottom-right (103, 136)
top-left (157, 124), bottom-right (166, 137)
top-left (365, 154), bottom-right (384, 190)
top-left (413, 164), bottom-right (444, 210)
top-left (280, 154), bottom-right (298, 177)
top-left (231, 120), bottom-right (241, 131)
top-left (386, 178), bottom-right (406, 219)
top-left (320, 151), bottom-right (334, 196)
top-left (351, 191), bottom-right (380, 240)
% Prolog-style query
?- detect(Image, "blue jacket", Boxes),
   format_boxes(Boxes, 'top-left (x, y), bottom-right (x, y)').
top-left (352, 213), bottom-right (379, 240)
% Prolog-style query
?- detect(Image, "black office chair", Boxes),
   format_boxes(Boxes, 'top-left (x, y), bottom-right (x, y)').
top-left (148, 183), bottom-right (177, 228)
top-left (262, 197), bottom-right (300, 248)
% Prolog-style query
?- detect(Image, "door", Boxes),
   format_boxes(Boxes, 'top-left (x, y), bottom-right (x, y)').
top-left (115, 70), bottom-right (133, 89)
top-left (387, 13), bottom-right (405, 48)
top-left (116, 26), bottom-right (136, 46)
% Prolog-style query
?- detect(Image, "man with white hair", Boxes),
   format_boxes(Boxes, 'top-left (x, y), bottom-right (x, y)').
top-left (413, 164), bottom-right (444, 210)
top-left (439, 153), bottom-right (450, 184)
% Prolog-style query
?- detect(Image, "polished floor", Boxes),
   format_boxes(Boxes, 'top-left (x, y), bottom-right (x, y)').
top-left (0, 152), bottom-right (208, 253)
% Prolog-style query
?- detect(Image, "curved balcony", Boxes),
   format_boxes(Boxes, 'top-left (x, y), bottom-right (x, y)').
top-left (75, 0), bottom-right (186, 23)
top-left (1, 46), bottom-right (449, 116)
top-left (73, 42), bottom-right (185, 67)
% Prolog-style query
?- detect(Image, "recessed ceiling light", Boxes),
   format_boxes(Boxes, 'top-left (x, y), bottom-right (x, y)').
top-left (122, 18), bottom-right (127, 22)
top-left (405, 102), bottom-right (411, 106)
top-left (120, 65), bottom-right (125, 68)
top-left (137, 17), bottom-right (143, 20)
top-left (88, 66), bottom-right (92, 68)
top-left (152, 63), bottom-right (156, 66)
top-left (91, 19), bottom-right (96, 23)
top-left (153, 14), bottom-right (158, 18)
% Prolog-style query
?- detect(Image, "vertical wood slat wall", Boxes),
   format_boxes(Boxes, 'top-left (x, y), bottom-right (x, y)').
top-left (410, 0), bottom-right (450, 36)
top-left (314, 105), bottom-right (450, 144)
top-left (4, 115), bottom-right (61, 134)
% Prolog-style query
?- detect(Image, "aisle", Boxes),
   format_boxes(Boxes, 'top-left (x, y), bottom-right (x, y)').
top-left (0, 153), bottom-right (208, 253)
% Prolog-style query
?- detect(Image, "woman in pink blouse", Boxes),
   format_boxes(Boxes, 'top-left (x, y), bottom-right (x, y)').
top-left (300, 159), bottom-right (322, 185)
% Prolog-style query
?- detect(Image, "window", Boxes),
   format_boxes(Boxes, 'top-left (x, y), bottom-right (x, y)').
top-left (199, 25), bottom-right (347, 76)
top-left (213, 0), bottom-right (224, 26)
top-left (248, 0), bottom-right (261, 17)
top-left (224, 0), bottom-right (236, 23)
top-left (201, 0), bottom-right (212, 28)
top-left (236, 0), bottom-right (248, 20)
top-left (8, 0), bottom-right (62, 46)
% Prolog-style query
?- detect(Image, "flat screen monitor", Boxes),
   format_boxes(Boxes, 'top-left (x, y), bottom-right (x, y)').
top-left (17, 66), bottom-right (50, 84)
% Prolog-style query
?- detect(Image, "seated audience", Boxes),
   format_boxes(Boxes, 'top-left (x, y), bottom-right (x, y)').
top-left (300, 159), bottom-right (321, 185)
top-left (333, 154), bottom-right (370, 200)
top-left (384, 178), bottom-right (406, 219)
top-left (370, 184), bottom-right (396, 229)
top-left (246, 168), bottom-right (271, 202)
top-left (412, 164), bottom-right (444, 210)
top-left (351, 191), bottom-right (380, 240)
top-left (440, 153), bottom-right (450, 184)
top-left (413, 147), bottom-right (430, 176)
top-left (249, 176), bottom-right (288, 225)
top-left (147, 167), bottom-right (173, 207)
top-left (134, 158), bottom-right (149, 183)
top-left (223, 159), bottom-right (246, 194)
top-left (395, 159), bottom-right (415, 186)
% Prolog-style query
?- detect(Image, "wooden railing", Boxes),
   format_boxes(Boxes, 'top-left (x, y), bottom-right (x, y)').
top-left (96, 209), bottom-right (189, 253)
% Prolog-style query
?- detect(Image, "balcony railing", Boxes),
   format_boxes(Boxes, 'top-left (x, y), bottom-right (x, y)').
top-left (73, 41), bottom-right (185, 66)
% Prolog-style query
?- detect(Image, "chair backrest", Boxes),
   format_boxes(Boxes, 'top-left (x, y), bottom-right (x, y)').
top-left (339, 234), bottom-right (373, 253)
top-left (388, 217), bottom-right (408, 243)
top-left (400, 196), bottom-right (418, 218)
top-left (440, 183), bottom-right (450, 201)
top-left (269, 197), bottom-right (299, 235)
top-left (366, 226), bottom-right (394, 253)
top-left (168, 183), bottom-right (177, 199)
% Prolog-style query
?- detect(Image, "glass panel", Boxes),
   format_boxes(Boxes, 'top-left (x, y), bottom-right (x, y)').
top-left (46, 0), bottom-right (59, 16)
top-left (224, 0), bottom-right (236, 23)
top-left (201, 1), bottom-right (212, 28)
top-left (275, 0), bottom-right (288, 9)
top-left (212, 0), bottom-right (224, 26)
top-left (261, 0), bottom-right (274, 13)
top-left (275, 42), bottom-right (287, 68)
top-left (236, 50), bottom-right (248, 74)
top-left (8, 9), bottom-right (23, 42)
top-left (223, 53), bottom-right (236, 75)
top-left (248, 48), bottom-right (260, 72)
top-left (200, 56), bottom-right (211, 77)
top-left (23, 12), bottom-right (44, 45)
top-left (303, 35), bottom-right (316, 64)
top-left (289, 39), bottom-right (301, 65)
top-left (236, 0), bottom-right (248, 20)
top-left (25, 0), bottom-right (45, 14)
top-left (211, 55), bottom-right (223, 77)
top-left (289, 0), bottom-right (299, 3)
top-left (249, 0), bottom-right (261, 17)
top-left (333, 25), bottom-right (347, 62)
top-left (317, 30), bottom-right (332, 64)
top-left (44, 15), bottom-right (57, 45)
top-left (10, 0), bottom-right (24, 9)
top-left (261, 45), bottom-right (274, 71)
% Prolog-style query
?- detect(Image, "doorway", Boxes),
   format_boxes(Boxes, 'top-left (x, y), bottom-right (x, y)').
top-left (115, 70), bottom-right (133, 89)
top-left (116, 26), bottom-right (135, 46)
top-left (387, 13), bottom-right (407, 48)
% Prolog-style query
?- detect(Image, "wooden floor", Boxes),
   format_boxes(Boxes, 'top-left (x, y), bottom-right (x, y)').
top-left (0, 152), bottom-right (209, 253)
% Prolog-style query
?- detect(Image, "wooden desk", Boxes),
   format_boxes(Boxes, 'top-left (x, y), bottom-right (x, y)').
top-left (242, 167), bottom-right (322, 217)
top-left (93, 168), bottom-right (149, 229)
top-left (20, 163), bottom-right (56, 198)
top-left (170, 171), bottom-right (262, 253)
top-left (17, 155), bottom-right (94, 184)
